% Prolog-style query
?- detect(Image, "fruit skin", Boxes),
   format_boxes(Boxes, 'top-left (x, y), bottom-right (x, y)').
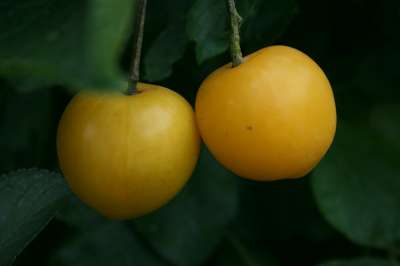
top-left (195, 45), bottom-right (336, 181)
top-left (57, 83), bottom-right (200, 219)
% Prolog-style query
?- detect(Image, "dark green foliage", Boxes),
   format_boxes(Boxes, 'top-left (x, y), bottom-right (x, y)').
top-left (211, 234), bottom-right (278, 266)
top-left (0, 89), bottom-right (54, 172)
top-left (1, 0), bottom-right (400, 265)
top-left (51, 198), bottom-right (169, 266)
top-left (0, 169), bottom-right (70, 266)
top-left (0, 0), bottom-right (133, 90)
top-left (319, 258), bottom-right (400, 266)
top-left (312, 121), bottom-right (400, 249)
top-left (144, 21), bottom-right (189, 81)
top-left (49, 222), bottom-right (168, 266)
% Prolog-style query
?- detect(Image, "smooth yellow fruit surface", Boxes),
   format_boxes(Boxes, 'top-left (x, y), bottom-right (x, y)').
top-left (57, 83), bottom-right (200, 219)
top-left (195, 45), bottom-right (336, 181)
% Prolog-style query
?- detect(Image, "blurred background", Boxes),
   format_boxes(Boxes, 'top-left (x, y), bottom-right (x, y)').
top-left (0, 0), bottom-right (399, 265)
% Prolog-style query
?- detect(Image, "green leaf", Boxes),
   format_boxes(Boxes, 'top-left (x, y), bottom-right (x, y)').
top-left (186, 0), bottom-right (298, 64)
top-left (0, 0), bottom-right (134, 90)
top-left (0, 169), bottom-right (70, 266)
top-left (53, 198), bottom-right (167, 266)
top-left (56, 196), bottom-right (107, 231)
top-left (143, 0), bottom-right (192, 82)
top-left (144, 21), bottom-right (189, 82)
top-left (133, 146), bottom-right (239, 266)
top-left (49, 222), bottom-right (167, 266)
top-left (239, 0), bottom-right (298, 53)
top-left (186, 0), bottom-right (229, 64)
top-left (319, 257), bottom-right (400, 266)
top-left (312, 121), bottom-right (400, 249)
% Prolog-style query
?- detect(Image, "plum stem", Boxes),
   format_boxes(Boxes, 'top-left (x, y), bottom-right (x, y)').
top-left (227, 0), bottom-right (244, 67)
top-left (127, 0), bottom-right (147, 95)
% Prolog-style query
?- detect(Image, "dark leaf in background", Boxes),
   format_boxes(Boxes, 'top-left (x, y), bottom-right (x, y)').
top-left (312, 121), bottom-right (400, 249)
top-left (186, 0), bottom-right (229, 64)
top-left (56, 196), bottom-right (107, 231)
top-left (370, 104), bottom-right (400, 150)
top-left (235, 178), bottom-right (335, 244)
top-left (144, 21), bottom-right (189, 82)
top-left (0, 169), bottom-right (70, 266)
top-left (49, 222), bottom-right (167, 266)
top-left (133, 146), bottom-right (239, 266)
top-left (53, 197), bottom-right (168, 266)
top-left (382, 0), bottom-right (400, 40)
top-left (211, 234), bottom-right (277, 266)
top-left (143, 0), bottom-right (193, 82)
top-left (319, 257), bottom-right (400, 266)
top-left (352, 46), bottom-right (400, 100)
top-left (239, 0), bottom-right (299, 53)
top-left (0, 89), bottom-right (53, 173)
top-left (186, 0), bottom-right (298, 65)
top-left (0, 0), bottom-right (134, 90)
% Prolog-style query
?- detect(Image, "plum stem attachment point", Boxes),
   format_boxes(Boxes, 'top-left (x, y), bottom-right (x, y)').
top-left (227, 0), bottom-right (244, 67)
top-left (127, 0), bottom-right (148, 95)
